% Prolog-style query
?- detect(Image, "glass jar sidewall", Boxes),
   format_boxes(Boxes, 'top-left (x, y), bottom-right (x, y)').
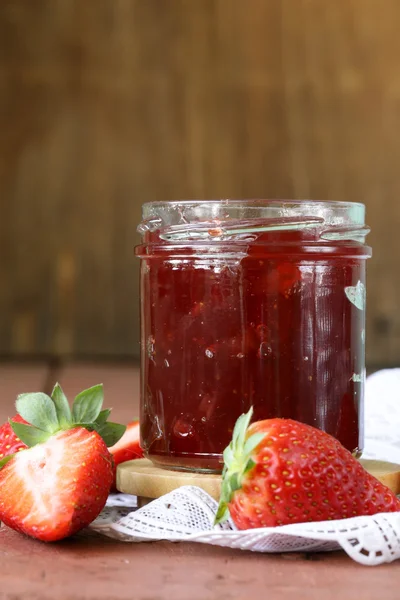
top-left (139, 249), bottom-right (369, 472)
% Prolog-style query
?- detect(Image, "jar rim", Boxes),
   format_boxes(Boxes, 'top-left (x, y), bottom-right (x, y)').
top-left (143, 199), bottom-right (364, 212)
top-left (139, 200), bottom-right (368, 243)
top-left (142, 200), bottom-right (365, 224)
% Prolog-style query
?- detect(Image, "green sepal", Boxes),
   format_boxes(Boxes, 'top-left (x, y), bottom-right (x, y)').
top-left (215, 475), bottom-right (233, 523)
top-left (51, 383), bottom-right (72, 427)
top-left (72, 384), bottom-right (103, 424)
top-left (243, 432), bottom-right (266, 456)
top-left (9, 420), bottom-right (51, 447)
top-left (94, 421), bottom-right (126, 447)
top-left (230, 472), bottom-right (241, 492)
top-left (0, 454), bottom-right (16, 469)
top-left (223, 444), bottom-right (234, 466)
top-left (233, 408), bottom-right (254, 453)
top-left (214, 407), bottom-right (266, 526)
top-left (244, 458), bottom-right (256, 474)
top-left (16, 392), bottom-right (59, 433)
top-left (12, 382), bottom-right (124, 449)
top-left (95, 408), bottom-right (111, 426)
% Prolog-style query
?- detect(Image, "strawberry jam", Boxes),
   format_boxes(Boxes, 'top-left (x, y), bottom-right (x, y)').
top-left (136, 201), bottom-right (371, 473)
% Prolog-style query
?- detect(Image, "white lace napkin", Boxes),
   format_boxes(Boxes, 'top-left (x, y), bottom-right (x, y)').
top-left (90, 370), bottom-right (400, 566)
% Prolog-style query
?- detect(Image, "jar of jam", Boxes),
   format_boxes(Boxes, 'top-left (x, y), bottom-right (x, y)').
top-left (136, 200), bottom-right (371, 473)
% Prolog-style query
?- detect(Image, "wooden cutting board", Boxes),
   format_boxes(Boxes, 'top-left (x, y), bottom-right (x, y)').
top-left (359, 459), bottom-right (400, 494)
top-left (117, 459), bottom-right (222, 502)
top-left (117, 458), bottom-right (400, 501)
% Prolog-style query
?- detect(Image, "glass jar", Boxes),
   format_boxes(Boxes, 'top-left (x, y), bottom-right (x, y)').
top-left (136, 200), bottom-right (371, 473)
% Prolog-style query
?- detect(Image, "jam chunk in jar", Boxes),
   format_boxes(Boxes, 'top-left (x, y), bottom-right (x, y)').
top-left (136, 200), bottom-right (371, 473)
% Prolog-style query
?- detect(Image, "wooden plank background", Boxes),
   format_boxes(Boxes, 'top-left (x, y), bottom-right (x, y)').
top-left (0, 0), bottom-right (399, 366)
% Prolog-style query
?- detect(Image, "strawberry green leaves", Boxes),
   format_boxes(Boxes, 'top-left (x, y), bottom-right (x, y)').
top-left (16, 393), bottom-right (59, 433)
top-left (95, 422), bottom-right (126, 447)
top-left (231, 408), bottom-right (253, 455)
top-left (8, 383), bottom-right (126, 451)
top-left (95, 409), bottom-right (111, 427)
top-left (72, 387), bottom-right (127, 445)
top-left (51, 383), bottom-right (72, 427)
top-left (9, 420), bottom-right (51, 447)
top-left (243, 432), bottom-right (266, 456)
top-left (72, 384), bottom-right (103, 424)
top-left (90, 405), bottom-right (126, 447)
top-left (0, 454), bottom-right (15, 469)
top-left (215, 407), bottom-right (266, 525)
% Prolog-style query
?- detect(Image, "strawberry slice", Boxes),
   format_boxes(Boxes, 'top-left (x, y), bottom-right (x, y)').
top-left (0, 383), bottom-right (126, 542)
top-left (0, 415), bottom-right (28, 460)
top-left (109, 420), bottom-right (143, 465)
top-left (109, 420), bottom-right (144, 490)
top-left (215, 408), bottom-right (400, 529)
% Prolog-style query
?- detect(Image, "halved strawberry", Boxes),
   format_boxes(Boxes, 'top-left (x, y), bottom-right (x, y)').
top-left (0, 427), bottom-right (113, 542)
top-left (0, 415), bottom-right (28, 460)
top-left (0, 383), bottom-right (126, 542)
top-left (109, 420), bottom-right (143, 490)
top-left (215, 408), bottom-right (400, 529)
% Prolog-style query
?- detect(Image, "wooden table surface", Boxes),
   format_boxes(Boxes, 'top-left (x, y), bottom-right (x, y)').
top-left (0, 362), bottom-right (399, 600)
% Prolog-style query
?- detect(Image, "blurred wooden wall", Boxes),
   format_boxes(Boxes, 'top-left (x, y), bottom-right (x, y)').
top-left (0, 0), bottom-right (399, 366)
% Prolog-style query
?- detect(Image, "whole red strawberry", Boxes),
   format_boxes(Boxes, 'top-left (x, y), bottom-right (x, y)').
top-left (0, 383), bottom-right (126, 542)
top-left (215, 409), bottom-right (400, 529)
top-left (0, 415), bottom-right (28, 459)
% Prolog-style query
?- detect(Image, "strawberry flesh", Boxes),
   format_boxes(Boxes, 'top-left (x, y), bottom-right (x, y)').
top-left (0, 427), bottom-right (113, 542)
